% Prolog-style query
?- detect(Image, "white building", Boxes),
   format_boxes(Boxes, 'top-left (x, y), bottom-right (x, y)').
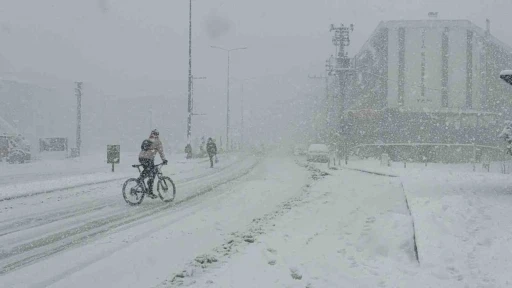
top-left (350, 19), bottom-right (512, 114)
top-left (343, 19), bottom-right (512, 146)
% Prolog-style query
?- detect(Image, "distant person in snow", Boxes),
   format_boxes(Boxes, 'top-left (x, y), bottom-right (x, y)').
top-left (139, 129), bottom-right (168, 198)
top-left (206, 137), bottom-right (217, 168)
top-left (185, 143), bottom-right (192, 159)
top-left (499, 121), bottom-right (512, 155)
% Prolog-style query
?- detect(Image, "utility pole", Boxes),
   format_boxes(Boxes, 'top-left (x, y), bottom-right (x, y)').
top-left (210, 46), bottom-right (248, 151)
top-left (187, 0), bottom-right (193, 145)
top-left (227, 52), bottom-right (230, 151)
top-left (327, 23), bottom-right (355, 159)
top-left (75, 82), bottom-right (83, 156)
top-left (329, 23), bottom-right (354, 111)
top-left (241, 82), bottom-right (244, 149)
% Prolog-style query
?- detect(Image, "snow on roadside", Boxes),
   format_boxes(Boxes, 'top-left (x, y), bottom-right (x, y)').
top-left (0, 172), bottom-right (131, 201)
top-left (402, 172), bottom-right (512, 287)
top-left (159, 163), bottom-right (445, 288)
top-left (0, 153), bottom-right (239, 201)
top-left (342, 159), bottom-right (512, 286)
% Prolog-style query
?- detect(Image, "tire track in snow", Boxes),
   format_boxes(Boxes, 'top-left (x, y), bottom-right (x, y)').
top-left (0, 158), bottom-right (247, 237)
top-left (0, 158), bottom-right (259, 275)
top-left (161, 161), bottom-right (323, 287)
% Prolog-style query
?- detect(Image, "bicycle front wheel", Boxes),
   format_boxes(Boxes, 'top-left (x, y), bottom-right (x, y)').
top-left (122, 178), bottom-right (145, 205)
top-left (157, 176), bottom-right (176, 202)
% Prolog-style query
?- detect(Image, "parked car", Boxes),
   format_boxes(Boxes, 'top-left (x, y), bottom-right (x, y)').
top-left (307, 144), bottom-right (329, 163)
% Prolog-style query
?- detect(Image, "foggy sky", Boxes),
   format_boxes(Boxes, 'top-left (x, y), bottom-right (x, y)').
top-left (1, 0), bottom-right (511, 150)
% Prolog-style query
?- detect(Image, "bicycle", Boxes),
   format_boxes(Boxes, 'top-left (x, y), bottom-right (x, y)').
top-left (122, 163), bottom-right (176, 205)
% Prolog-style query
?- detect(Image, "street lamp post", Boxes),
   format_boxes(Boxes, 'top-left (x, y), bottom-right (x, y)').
top-left (210, 46), bottom-right (247, 151)
top-left (75, 82), bottom-right (83, 157)
top-left (187, 0), bottom-right (193, 145)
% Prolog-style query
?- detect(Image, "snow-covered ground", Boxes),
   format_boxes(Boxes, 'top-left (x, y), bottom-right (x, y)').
top-left (0, 155), bottom-right (309, 288)
top-left (160, 159), bottom-right (512, 288)
top-left (168, 162), bottom-right (426, 287)
top-left (3, 155), bottom-right (512, 288)
top-left (403, 171), bottom-right (512, 287)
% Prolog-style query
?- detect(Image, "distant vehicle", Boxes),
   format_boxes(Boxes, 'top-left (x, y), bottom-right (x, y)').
top-left (0, 134), bottom-right (31, 164)
top-left (307, 144), bottom-right (329, 163)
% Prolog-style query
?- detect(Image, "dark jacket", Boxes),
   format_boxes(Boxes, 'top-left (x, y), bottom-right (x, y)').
top-left (206, 140), bottom-right (217, 155)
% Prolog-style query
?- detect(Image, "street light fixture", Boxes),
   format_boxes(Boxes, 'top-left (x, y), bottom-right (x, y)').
top-left (210, 46), bottom-right (248, 151)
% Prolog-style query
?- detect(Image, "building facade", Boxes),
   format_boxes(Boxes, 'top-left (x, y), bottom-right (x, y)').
top-left (344, 20), bottom-right (512, 147)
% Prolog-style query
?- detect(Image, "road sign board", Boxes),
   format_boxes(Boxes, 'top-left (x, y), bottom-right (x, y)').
top-left (107, 145), bottom-right (120, 164)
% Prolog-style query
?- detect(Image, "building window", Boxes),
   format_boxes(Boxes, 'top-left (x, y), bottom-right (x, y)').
top-left (398, 27), bottom-right (406, 107)
top-left (466, 30), bottom-right (474, 109)
top-left (441, 27), bottom-right (449, 108)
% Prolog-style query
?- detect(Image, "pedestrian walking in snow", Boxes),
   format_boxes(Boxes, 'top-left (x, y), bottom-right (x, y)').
top-left (206, 137), bottom-right (217, 168)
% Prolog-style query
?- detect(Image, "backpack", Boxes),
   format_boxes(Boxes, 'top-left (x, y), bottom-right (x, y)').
top-left (141, 139), bottom-right (152, 151)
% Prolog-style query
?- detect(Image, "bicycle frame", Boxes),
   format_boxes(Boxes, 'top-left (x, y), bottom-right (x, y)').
top-left (134, 163), bottom-right (165, 194)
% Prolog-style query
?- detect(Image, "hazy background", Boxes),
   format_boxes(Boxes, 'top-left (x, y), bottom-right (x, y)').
top-left (1, 0), bottom-right (511, 154)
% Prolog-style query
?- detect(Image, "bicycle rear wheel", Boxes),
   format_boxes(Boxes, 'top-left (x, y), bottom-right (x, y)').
top-left (122, 178), bottom-right (145, 205)
top-left (157, 176), bottom-right (176, 202)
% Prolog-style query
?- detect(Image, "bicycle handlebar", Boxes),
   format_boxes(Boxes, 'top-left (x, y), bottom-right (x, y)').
top-left (132, 162), bottom-right (167, 169)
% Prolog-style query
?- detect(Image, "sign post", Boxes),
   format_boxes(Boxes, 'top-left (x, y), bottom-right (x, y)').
top-left (107, 145), bottom-right (120, 172)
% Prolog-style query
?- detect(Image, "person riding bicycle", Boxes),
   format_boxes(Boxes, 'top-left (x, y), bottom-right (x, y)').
top-left (139, 129), bottom-right (168, 198)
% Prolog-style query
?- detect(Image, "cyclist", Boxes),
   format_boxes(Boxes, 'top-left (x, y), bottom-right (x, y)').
top-left (139, 129), bottom-right (168, 198)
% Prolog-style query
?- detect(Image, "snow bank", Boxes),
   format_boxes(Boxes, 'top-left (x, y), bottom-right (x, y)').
top-left (403, 171), bottom-right (512, 287)
top-left (342, 158), bottom-right (512, 286)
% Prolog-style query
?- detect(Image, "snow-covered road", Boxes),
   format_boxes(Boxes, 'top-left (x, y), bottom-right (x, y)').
top-left (167, 160), bottom-right (512, 287)
top-left (0, 153), bottom-right (257, 286)
top-left (0, 155), bottom-right (311, 288)
top-left (175, 162), bottom-right (422, 288)
top-left (4, 155), bottom-right (512, 288)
